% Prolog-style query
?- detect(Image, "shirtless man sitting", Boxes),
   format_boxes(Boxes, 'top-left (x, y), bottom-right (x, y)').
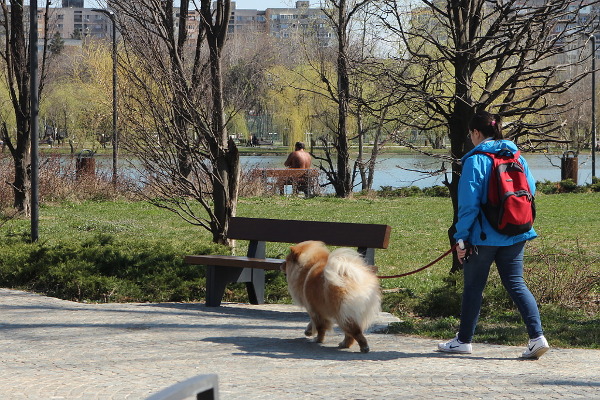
top-left (284, 142), bottom-right (312, 168)
top-left (283, 142), bottom-right (313, 195)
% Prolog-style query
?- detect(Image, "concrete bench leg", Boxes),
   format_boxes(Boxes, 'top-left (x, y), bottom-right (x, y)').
top-left (205, 266), bottom-right (266, 307)
top-left (246, 268), bottom-right (265, 305)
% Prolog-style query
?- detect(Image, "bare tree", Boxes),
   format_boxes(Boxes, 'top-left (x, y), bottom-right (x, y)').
top-left (375, 0), bottom-right (598, 270)
top-left (296, 0), bottom-right (375, 197)
top-left (0, 0), bottom-right (51, 215)
top-left (110, 0), bottom-right (238, 245)
top-left (350, 3), bottom-right (400, 191)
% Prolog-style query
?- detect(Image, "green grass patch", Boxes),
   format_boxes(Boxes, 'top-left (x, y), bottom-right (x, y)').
top-left (1, 192), bottom-right (598, 348)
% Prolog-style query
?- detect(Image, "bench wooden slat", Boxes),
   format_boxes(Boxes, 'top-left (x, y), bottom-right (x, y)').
top-left (228, 217), bottom-right (391, 249)
top-left (184, 255), bottom-right (284, 270)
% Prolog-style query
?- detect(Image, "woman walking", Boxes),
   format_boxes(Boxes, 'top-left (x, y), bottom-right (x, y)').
top-left (437, 110), bottom-right (549, 359)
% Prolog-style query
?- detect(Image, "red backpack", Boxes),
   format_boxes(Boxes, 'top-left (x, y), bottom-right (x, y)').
top-left (476, 150), bottom-right (536, 237)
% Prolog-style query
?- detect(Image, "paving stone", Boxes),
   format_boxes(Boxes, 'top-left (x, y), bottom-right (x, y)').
top-left (1, 289), bottom-right (599, 399)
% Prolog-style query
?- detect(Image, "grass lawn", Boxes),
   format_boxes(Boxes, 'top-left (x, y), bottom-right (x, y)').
top-left (1, 192), bottom-right (598, 348)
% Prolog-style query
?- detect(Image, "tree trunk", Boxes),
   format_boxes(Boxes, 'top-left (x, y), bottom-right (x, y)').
top-left (204, 0), bottom-right (239, 246)
top-left (3, 0), bottom-right (32, 214)
top-left (334, 0), bottom-right (352, 198)
top-left (447, 53), bottom-right (474, 272)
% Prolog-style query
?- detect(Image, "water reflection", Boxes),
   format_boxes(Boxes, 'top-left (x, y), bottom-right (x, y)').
top-left (240, 153), bottom-right (594, 190)
top-left (7, 152), bottom-right (590, 192)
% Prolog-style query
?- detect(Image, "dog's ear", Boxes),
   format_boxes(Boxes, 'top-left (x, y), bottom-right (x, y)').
top-left (288, 245), bottom-right (299, 261)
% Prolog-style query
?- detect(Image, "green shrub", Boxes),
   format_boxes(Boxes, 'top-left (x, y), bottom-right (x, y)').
top-left (378, 185), bottom-right (422, 197)
top-left (0, 233), bottom-right (224, 303)
top-left (423, 185), bottom-right (450, 197)
top-left (559, 179), bottom-right (579, 193)
top-left (536, 180), bottom-right (560, 194)
top-left (378, 185), bottom-right (450, 197)
top-left (589, 177), bottom-right (600, 192)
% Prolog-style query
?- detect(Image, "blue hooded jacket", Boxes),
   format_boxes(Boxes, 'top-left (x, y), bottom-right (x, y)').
top-left (454, 138), bottom-right (537, 246)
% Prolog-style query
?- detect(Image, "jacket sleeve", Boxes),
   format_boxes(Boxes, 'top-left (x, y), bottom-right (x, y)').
top-left (453, 155), bottom-right (488, 242)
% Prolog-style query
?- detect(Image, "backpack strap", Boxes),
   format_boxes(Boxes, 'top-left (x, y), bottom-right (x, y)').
top-left (472, 151), bottom-right (496, 241)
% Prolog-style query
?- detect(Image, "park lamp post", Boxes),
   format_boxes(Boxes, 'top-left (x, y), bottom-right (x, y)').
top-left (91, 8), bottom-right (118, 185)
top-left (591, 34), bottom-right (597, 179)
top-left (30, 1), bottom-right (39, 242)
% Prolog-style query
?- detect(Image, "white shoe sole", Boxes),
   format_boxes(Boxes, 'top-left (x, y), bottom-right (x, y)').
top-left (521, 345), bottom-right (549, 359)
top-left (437, 346), bottom-right (472, 354)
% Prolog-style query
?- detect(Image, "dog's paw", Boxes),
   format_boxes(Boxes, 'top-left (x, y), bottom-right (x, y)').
top-left (338, 341), bottom-right (350, 349)
top-left (304, 321), bottom-right (315, 337)
top-left (359, 345), bottom-right (370, 353)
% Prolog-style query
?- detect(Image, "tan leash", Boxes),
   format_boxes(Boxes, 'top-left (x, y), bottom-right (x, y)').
top-left (377, 243), bottom-right (459, 279)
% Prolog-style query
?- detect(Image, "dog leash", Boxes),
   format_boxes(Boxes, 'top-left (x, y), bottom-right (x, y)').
top-left (377, 243), bottom-right (460, 279)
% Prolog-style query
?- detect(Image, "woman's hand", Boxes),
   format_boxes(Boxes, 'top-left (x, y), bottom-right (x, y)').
top-left (457, 247), bottom-right (467, 264)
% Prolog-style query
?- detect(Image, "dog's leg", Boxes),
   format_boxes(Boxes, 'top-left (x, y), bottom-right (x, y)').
top-left (338, 334), bottom-right (355, 349)
top-left (354, 332), bottom-right (370, 353)
top-left (310, 314), bottom-right (331, 343)
top-left (340, 320), bottom-right (370, 353)
top-left (304, 320), bottom-right (315, 337)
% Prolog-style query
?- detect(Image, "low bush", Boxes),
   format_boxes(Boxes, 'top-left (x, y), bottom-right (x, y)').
top-left (378, 185), bottom-right (450, 197)
top-left (0, 234), bottom-right (224, 303)
top-left (536, 178), bottom-right (599, 194)
top-left (524, 245), bottom-right (600, 309)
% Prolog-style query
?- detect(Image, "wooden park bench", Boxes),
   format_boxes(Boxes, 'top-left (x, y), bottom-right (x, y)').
top-left (250, 168), bottom-right (320, 195)
top-left (184, 217), bottom-right (392, 307)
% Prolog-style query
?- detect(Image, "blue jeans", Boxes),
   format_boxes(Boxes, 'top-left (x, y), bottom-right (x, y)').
top-left (457, 241), bottom-right (543, 343)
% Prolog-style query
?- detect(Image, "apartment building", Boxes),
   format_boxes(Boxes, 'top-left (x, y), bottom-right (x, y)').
top-left (265, 1), bottom-right (333, 45)
top-left (48, 7), bottom-right (110, 40)
top-left (46, 1), bottom-right (332, 45)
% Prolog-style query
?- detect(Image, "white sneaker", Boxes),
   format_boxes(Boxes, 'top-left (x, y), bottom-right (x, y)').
top-left (521, 336), bottom-right (549, 359)
top-left (437, 335), bottom-right (472, 354)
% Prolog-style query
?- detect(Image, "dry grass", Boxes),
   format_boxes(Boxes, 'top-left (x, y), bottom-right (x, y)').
top-left (0, 153), bottom-right (138, 209)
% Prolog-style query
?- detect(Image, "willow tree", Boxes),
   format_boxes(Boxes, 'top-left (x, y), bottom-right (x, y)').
top-left (110, 0), bottom-right (238, 244)
top-left (376, 0), bottom-right (597, 269)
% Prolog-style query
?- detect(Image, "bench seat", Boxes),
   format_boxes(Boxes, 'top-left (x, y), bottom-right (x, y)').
top-left (184, 255), bottom-right (284, 270)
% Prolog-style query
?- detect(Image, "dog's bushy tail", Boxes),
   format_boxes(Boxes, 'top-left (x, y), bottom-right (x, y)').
top-left (325, 248), bottom-right (382, 330)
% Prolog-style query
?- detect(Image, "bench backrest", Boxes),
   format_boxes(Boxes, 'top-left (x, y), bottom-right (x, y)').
top-left (228, 217), bottom-right (391, 249)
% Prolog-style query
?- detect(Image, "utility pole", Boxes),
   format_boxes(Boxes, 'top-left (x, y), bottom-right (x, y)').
top-left (591, 34), bottom-right (596, 178)
top-left (30, 1), bottom-right (39, 242)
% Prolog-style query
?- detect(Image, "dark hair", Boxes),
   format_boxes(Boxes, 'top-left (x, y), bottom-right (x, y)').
top-left (469, 110), bottom-right (503, 140)
top-left (294, 141), bottom-right (305, 150)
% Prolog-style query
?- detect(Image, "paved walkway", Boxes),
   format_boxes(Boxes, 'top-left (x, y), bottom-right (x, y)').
top-left (1, 288), bottom-right (599, 399)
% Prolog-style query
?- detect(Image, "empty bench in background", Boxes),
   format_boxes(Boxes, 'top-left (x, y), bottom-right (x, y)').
top-left (184, 217), bottom-right (392, 307)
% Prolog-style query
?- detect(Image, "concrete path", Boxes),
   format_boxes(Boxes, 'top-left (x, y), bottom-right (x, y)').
top-left (1, 288), bottom-right (599, 399)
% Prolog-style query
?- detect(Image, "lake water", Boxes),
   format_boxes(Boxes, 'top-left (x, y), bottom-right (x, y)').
top-left (53, 151), bottom-right (593, 193)
top-left (240, 153), bottom-right (595, 191)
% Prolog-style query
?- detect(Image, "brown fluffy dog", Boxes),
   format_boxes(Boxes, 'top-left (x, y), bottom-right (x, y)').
top-left (281, 240), bottom-right (381, 353)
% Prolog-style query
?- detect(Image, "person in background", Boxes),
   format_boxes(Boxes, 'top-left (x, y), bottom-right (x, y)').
top-left (283, 141), bottom-right (313, 195)
top-left (284, 141), bottom-right (311, 169)
top-left (437, 110), bottom-right (549, 359)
